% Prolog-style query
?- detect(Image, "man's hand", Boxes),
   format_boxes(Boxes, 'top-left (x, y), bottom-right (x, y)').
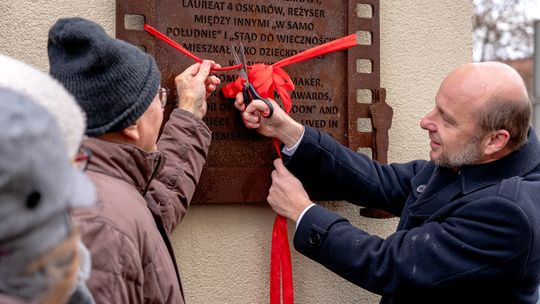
top-left (268, 159), bottom-right (312, 222)
top-left (234, 93), bottom-right (304, 148)
top-left (175, 60), bottom-right (221, 119)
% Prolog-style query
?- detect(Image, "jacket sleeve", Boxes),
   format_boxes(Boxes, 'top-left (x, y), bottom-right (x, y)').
top-left (150, 109), bottom-right (211, 234)
top-left (75, 218), bottom-right (143, 304)
top-left (294, 198), bottom-right (533, 295)
top-left (284, 126), bottom-right (428, 215)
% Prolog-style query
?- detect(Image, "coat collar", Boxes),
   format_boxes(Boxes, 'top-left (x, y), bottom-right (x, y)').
top-left (83, 138), bottom-right (165, 195)
top-left (459, 128), bottom-right (540, 194)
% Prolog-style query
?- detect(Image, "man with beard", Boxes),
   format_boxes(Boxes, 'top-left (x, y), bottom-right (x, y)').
top-left (234, 62), bottom-right (540, 304)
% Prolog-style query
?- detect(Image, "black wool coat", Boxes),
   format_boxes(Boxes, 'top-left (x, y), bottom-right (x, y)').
top-left (287, 126), bottom-right (540, 304)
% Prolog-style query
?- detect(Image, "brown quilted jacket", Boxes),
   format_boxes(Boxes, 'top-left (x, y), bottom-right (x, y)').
top-left (72, 109), bottom-right (211, 304)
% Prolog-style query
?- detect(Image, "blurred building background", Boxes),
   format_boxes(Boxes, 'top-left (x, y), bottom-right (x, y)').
top-left (473, 0), bottom-right (539, 128)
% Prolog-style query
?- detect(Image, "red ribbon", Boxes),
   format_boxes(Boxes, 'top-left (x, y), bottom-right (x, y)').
top-left (271, 215), bottom-right (293, 304)
top-left (221, 64), bottom-right (295, 113)
top-left (230, 72), bottom-right (294, 304)
top-left (144, 24), bottom-right (242, 71)
top-left (220, 34), bottom-right (357, 113)
top-left (144, 24), bottom-right (357, 304)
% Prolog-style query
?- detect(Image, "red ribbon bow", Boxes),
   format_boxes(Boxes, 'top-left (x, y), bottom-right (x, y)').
top-left (221, 64), bottom-right (295, 113)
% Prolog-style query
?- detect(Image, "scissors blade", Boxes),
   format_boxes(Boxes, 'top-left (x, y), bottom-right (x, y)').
top-left (231, 45), bottom-right (248, 80)
top-left (239, 43), bottom-right (250, 85)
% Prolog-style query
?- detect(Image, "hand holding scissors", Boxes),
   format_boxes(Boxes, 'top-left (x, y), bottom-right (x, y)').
top-left (231, 43), bottom-right (274, 118)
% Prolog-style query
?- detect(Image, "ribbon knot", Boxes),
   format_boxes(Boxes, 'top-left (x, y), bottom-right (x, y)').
top-left (221, 64), bottom-right (295, 112)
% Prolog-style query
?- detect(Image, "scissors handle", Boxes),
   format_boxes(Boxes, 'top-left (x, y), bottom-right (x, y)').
top-left (243, 84), bottom-right (274, 118)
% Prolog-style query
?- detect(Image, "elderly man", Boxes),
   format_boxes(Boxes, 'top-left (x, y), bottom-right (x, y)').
top-left (235, 62), bottom-right (540, 304)
top-left (47, 17), bottom-right (220, 303)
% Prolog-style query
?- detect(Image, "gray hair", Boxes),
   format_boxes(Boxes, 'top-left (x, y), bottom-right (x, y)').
top-left (476, 95), bottom-right (532, 150)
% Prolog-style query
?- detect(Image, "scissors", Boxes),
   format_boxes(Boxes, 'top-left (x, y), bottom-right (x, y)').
top-left (231, 43), bottom-right (274, 117)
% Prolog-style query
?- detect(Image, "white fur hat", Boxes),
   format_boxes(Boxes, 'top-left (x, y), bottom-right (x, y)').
top-left (0, 89), bottom-right (95, 300)
top-left (0, 54), bottom-right (86, 158)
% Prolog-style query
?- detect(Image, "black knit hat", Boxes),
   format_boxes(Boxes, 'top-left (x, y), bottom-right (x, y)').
top-left (47, 17), bottom-right (160, 136)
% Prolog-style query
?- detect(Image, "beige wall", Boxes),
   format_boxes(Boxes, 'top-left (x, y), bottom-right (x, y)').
top-left (0, 1), bottom-right (472, 303)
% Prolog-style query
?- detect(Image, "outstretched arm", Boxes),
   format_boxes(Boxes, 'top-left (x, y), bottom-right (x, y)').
top-left (151, 60), bottom-right (220, 233)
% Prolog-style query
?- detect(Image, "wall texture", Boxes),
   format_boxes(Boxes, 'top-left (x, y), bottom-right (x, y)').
top-left (0, 1), bottom-right (472, 303)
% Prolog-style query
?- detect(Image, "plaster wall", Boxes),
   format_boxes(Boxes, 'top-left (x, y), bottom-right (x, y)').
top-left (0, 1), bottom-right (472, 303)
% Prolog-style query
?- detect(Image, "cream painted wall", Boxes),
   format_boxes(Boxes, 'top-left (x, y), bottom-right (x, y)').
top-left (0, 1), bottom-right (472, 303)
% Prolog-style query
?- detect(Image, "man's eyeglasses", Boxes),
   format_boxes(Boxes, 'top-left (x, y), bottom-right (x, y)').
top-left (159, 86), bottom-right (169, 108)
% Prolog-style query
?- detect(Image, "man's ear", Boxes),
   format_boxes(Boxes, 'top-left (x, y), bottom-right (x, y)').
top-left (482, 129), bottom-right (510, 156)
top-left (121, 122), bottom-right (140, 142)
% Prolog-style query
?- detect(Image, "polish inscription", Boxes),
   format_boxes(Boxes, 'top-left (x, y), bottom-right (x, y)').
top-left (156, 0), bottom-right (348, 167)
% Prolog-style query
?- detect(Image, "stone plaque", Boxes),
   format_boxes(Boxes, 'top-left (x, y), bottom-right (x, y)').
top-left (116, 0), bottom-right (385, 203)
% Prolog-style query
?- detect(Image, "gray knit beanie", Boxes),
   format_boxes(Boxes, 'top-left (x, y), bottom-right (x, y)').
top-left (47, 17), bottom-right (161, 136)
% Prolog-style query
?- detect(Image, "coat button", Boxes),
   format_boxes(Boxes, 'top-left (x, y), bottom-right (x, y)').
top-left (416, 184), bottom-right (427, 193)
top-left (309, 232), bottom-right (321, 247)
